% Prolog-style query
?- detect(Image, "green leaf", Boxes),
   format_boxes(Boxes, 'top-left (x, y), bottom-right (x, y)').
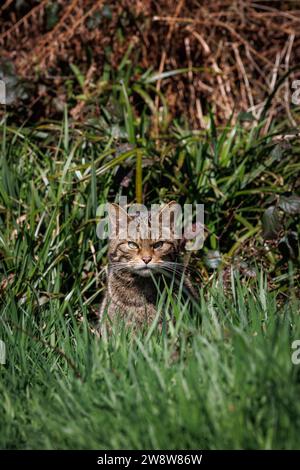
top-left (279, 195), bottom-right (300, 215)
top-left (143, 67), bottom-right (211, 84)
top-left (70, 63), bottom-right (85, 90)
top-left (278, 231), bottom-right (299, 261)
top-left (237, 111), bottom-right (255, 122)
top-left (120, 80), bottom-right (135, 145)
top-left (262, 206), bottom-right (282, 240)
top-left (270, 144), bottom-right (283, 160)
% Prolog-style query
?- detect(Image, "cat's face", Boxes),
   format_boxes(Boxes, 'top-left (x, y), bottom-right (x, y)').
top-left (109, 237), bottom-right (180, 277)
top-left (108, 203), bottom-right (181, 277)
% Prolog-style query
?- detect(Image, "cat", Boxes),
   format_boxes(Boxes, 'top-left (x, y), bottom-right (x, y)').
top-left (99, 201), bottom-right (197, 330)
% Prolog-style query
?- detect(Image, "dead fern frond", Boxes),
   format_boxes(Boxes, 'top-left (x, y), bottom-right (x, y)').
top-left (0, 0), bottom-right (49, 45)
top-left (0, 0), bottom-right (14, 13)
top-left (22, 0), bottom-right (104, 73)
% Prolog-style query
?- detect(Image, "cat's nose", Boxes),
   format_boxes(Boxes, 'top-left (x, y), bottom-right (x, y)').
top-left (142, 256), bottom-right (152, 265)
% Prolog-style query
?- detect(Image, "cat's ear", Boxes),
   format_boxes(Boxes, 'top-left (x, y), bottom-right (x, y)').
top-left (158, 200), bottom-right (178, 212)
top-left (108, 203), bottom-right (128, 218)
top-left (158, 201), bottom-right (181, 237)
top-left (108, 203), bottom-right (131, 238)
top-left (158, 201), bottom-right (179, 219)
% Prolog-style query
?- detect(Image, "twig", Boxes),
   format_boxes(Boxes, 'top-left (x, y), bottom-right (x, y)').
top-left (284, 33), bottom-right (296, 127)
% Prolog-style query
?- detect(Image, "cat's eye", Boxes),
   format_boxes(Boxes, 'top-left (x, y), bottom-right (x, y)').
top-left (153, 241), bottom-right (164, 249)
top-left (128, 241), bottom-right (139, 249)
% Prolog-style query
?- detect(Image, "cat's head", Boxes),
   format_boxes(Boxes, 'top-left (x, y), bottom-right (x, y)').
top-left (107, 202), bottom-right (181, 277)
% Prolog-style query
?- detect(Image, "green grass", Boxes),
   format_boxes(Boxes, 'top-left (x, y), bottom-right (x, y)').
top-left (0, 70), bottom-right (299, 448)
top-left (1, 277), bottom-right (300, 449)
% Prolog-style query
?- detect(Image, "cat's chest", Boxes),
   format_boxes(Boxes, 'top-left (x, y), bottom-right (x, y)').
top-left (108, 275), bottom-right (156, 305)
top-left (109, 286), bottom-right (156, 309)
top-left (106, 295), bottom-right (157, 324)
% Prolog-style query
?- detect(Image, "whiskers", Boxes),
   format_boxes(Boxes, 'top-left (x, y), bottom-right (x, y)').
top-left (150, 260), bottom-right (189, 283)
top-left (108, 261), bottom-right (134, 273)
top-left (108, 259), bottom-right (196, 285)
top-left (159, 260), bottom-right (194, 275)
top-left (109, 260), bottom-right (154, 273)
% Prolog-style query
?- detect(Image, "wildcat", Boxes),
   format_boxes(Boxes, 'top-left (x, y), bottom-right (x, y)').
top-left (99, 201), bottom-right (197, 329)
